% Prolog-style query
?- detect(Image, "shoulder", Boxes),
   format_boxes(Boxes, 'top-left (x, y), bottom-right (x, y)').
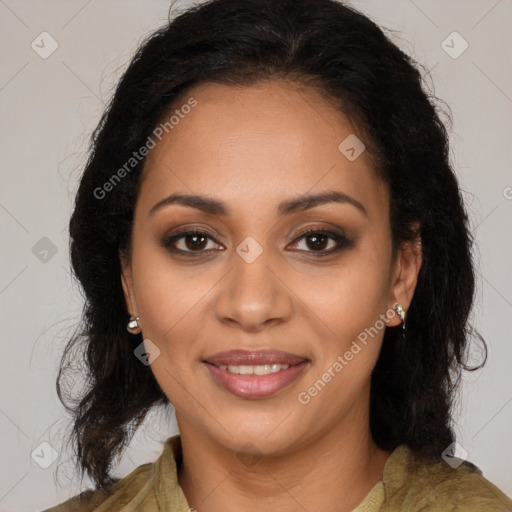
top-left (43, 435), bottom-right (187, 511)
top-left (42, 462), bottom-right (155, 512)
top-left (381, 445), bottom-right (512, 511)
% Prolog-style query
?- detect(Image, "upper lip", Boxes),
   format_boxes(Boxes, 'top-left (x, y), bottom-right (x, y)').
top-left (203, 349), bottom-right (308, 367)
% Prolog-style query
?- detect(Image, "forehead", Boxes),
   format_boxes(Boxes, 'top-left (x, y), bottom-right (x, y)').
top-left (138, 80), bottom-right (388, 218)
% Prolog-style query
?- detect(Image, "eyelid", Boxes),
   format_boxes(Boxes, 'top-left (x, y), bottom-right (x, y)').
top-left (161, 228), bottom-right (225, 254)
top-left (291, 225), bottom-right (345, 241)
top-left (287, 227), bottom-right (350, 255)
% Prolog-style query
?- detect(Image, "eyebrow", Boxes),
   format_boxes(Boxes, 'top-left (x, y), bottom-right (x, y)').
top-left (149, 189), bottom-right (367, 217)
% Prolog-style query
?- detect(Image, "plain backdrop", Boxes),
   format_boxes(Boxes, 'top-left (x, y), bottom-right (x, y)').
top-left (0, 0), bottom-right (511, 510)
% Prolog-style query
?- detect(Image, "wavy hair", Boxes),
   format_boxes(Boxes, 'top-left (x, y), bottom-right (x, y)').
top-left (58, 0), bottom-right (480, 489)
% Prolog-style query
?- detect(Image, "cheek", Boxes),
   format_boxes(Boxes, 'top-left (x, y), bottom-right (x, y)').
top-left (295, 246), bottom-right (391, 343)
top-left (131, 250), bottom-right (210, 405)
top-left (130, 242), bottom-right (214, 355)
top-left (291, 241), bottom-right (392, 401)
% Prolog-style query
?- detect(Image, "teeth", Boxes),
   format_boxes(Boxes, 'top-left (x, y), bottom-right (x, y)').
top-left (218, 363), bottom-right (290, 375)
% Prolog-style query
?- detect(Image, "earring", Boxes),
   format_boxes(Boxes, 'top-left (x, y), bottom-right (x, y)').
top-left (127, 315), bottom-right (141, 334)
top-left (396, 304), bottom-right (406, 331)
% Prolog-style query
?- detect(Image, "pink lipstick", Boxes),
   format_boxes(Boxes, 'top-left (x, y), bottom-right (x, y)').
top-left (203, 349), bottom-right (309, 399)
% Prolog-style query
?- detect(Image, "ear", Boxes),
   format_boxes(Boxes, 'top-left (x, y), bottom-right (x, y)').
top-left (386, 236), bottom-right (422, 327)
top-left (120, 250), bottom-right (139, 318)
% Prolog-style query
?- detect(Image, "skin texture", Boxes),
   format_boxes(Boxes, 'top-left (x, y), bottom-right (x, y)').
top-left (120, 80), bottom-right (422, 512)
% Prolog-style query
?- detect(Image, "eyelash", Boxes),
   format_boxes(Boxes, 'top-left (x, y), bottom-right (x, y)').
top-left (161, 228), bottom-right (351, 258)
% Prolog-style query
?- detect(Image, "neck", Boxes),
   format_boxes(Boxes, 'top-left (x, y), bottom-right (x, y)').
top-left (177, 419), bottom-right (391, 512)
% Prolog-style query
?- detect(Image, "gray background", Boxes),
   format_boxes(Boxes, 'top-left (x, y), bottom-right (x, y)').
top-left (0, 0), bottom-right (511, 510)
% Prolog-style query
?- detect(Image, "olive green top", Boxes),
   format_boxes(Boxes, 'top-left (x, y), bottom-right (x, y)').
top-left (45, 435), bottom-right (512, 511)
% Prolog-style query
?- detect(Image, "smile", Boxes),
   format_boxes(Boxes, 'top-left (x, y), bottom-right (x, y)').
top-left (203, 360), bottom-right (308, 399)
top-left (217, 363), bottom-right (290, 375)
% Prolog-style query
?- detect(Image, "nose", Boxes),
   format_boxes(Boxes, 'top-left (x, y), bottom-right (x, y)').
top-left (213, 246), bottom-right (293, 332)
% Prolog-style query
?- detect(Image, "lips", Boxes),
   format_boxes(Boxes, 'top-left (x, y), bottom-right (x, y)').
top-left (204, 349), bottom-right (308, 367)
top-left (202, 349), bottom-right (309, 399)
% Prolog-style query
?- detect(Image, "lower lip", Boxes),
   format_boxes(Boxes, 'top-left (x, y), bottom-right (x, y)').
top-left (204, 361), bottom-right (308, 399)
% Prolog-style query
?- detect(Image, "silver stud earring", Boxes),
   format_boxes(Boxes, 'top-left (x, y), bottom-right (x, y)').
top-left (127, 315), bottom-right (141, 334)
top-left (396, 304), bottom-right (406, 331)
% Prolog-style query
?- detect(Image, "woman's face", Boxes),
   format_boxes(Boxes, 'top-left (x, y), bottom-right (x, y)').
top-left (121, 80), bottom-right (419, 456)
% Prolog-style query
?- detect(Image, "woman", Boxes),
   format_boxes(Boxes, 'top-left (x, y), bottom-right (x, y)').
top-left (47, 0), bottom-right (512, 510)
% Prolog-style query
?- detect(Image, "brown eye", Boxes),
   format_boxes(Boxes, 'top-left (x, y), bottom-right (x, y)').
top-left (289, 229), bottom-right (351, 256)
top-left (162, 229), bottom-right (224, 254)
top-left (183, 233), bottom-right (208, 250)
top-left (303, 233), bottom-right (330, 251)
